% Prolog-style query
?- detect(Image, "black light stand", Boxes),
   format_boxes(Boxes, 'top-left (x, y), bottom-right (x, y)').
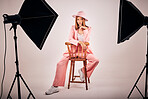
top-left (117, 0), bottom-right (148, 98)
top-left (127, 25), bottom-right (148, 98)
top-left (5, 23), bottom-right (35, 99)
top-left (2, 0), bottom-right (58, 98)
top-left (1, 0), bottom-right (58, 98)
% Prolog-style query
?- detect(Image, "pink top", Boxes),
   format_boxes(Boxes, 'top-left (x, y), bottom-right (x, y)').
top-left (63, 25), bottom-right (93, 57)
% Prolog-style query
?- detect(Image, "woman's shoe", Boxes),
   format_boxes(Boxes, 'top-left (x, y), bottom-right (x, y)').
top-left (45, 86), bottom-right (59, 95)
top-left (78, 69), bottom-right (85, 82)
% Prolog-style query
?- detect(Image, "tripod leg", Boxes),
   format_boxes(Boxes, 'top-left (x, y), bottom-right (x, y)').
top-left (145, 65), bottom-right (148, 97)
top-left (19, 74), bottom-right (35, 99)
top-left (7, 75), bottom-right (17, 99)
top-left (27, 93), bottom-right (31, 99)
top-left (136, 86), bottom-right (144, 98)
top-left (127, 66), bottom-right (146, 98)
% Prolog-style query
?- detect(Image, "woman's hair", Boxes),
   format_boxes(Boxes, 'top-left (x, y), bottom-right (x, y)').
top-left (75, 16), bottom-right (88, 30)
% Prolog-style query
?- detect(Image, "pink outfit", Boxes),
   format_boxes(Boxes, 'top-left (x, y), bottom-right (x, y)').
top-left (53, 25), bottom-right (99, 87)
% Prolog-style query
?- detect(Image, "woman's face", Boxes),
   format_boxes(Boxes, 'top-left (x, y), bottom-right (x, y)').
top-left (77, 16), bottom-right (83, 26)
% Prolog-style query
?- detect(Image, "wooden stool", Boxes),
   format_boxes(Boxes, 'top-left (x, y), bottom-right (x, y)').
top-left (65, 42), bottom-right (90, 90)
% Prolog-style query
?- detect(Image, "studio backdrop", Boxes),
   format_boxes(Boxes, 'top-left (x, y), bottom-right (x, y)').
top-left (0, 0), bottom-right (148, 98)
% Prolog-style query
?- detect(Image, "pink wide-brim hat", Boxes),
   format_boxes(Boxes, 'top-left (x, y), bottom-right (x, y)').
top-left (72, 11), bottom-right (88, 21)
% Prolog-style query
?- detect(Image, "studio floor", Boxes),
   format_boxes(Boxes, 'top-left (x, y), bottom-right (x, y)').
top-left (1, 62), bottom-right (146, 99)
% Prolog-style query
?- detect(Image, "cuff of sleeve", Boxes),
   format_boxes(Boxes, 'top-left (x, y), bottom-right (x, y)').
top-left (83, 29), bottom-right (88, 33)
top-left (76, 41), bottom-right (79, 46)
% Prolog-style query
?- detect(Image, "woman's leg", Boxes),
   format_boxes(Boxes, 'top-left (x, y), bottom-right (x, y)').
top-left (52, 56), bottom-right (69, 86)
top-left (82, 54), bottom-right (99, 78)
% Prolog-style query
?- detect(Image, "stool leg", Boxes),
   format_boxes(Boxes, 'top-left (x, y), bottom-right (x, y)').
top-left (72, 61), bottom-right (75, 81)
top-left (83, 60), bottom-right (88, 90)
top-left (68, 61), bottom-right (73, 89)
top-left (88, 78), bottom-right (90, 83)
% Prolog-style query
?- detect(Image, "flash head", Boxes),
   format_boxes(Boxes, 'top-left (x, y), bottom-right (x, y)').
top-left (3, 14), bottom-right (21, 24)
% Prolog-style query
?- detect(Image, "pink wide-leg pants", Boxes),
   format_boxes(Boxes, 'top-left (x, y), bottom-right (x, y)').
top-left (52, 54), bottom-right (99, 86)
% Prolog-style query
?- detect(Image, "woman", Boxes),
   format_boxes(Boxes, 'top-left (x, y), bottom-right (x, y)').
top-left (45, 11), bottom-right (99, 95)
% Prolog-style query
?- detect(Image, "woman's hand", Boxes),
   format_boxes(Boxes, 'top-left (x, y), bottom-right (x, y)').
top-left (79, 26), bottom-right (87, 30)
top-left (78, 41), bottom-right (87, 50)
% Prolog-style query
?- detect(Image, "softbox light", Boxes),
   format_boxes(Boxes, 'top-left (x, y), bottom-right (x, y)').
top-left (118, 0), bottom-right (148, 44)
top-left (2, 0), bottom-right (58, 98)
top-left (19, 0), bottom-right (58, 49)
top-left (4, 0), bottom-right (58, 50)
top-left (117, 0), bottom-right (148, 98)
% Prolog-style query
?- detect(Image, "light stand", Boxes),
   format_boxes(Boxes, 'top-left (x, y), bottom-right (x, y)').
top-left (127, 25), bottom-right (148, 98)
top-left (117, 0), bottom-right (148, 98)
top-left (2, 0), bottom-right (58, 98)
top-left (6, 23), bottom-right (35, 99)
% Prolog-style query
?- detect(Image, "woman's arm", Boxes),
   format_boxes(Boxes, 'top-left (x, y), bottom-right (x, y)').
top-left (68, 26), bottom-right (79, 46)
top-left (78, 26), bottom-right (91, 49)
